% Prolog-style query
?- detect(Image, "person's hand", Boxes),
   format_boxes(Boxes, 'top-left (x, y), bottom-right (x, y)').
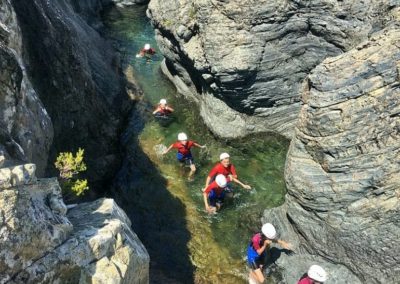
top-left (281, 241), bottom-right (292, 251)
top-left (162, 151), bottom-right (167, 155)
top-left (244, 184), bottom-right (251, 190)
top-left (201, 144), bottom-right (207, 149)
top-left (206, 206), bottom-right (215, 214)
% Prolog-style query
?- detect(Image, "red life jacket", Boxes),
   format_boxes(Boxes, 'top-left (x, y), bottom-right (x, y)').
top-left (158, 105), bottom-right (172, 115)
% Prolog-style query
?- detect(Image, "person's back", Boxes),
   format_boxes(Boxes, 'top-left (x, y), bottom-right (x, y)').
top-left (297, 274), bottom-right (313, 284)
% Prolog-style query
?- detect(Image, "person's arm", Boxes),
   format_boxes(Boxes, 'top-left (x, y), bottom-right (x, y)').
top-left (231, 164), bottom-right (238, 179)
top-left (203, 192), bottom-right (211, 212)
top-left (152, 106), bottom-right (160, 114)
top-left (256, 239), bottom-right (271, 255)
top-left (231, 177), bottom-right (251, 190)
top-left (204, 175), bottom-right (212, 190)
top-left (163, 144), bottom-right (174, 155)
top-left (274, 239), bottom-right (292, 250)
top-left (193, 142), bottom-right (206, 149)
top-left (167, 106), bottom-right (174, 112)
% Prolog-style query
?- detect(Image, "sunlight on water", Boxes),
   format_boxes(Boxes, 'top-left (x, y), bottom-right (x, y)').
top-left (103, 5), bottom-right (289, 283)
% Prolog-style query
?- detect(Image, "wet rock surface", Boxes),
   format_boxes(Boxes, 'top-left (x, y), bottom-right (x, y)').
top-left (263, 27), bottom-right (400, 284)
top-left (0, 165), bottom-right (149, 284)
top-left (148, 0), bottom-right (399, 138)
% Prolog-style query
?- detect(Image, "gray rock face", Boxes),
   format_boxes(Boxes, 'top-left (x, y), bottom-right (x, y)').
top-left (10, 0), bottom-right (133, 186)
top-left (148, 0), bottom-right (399, 138)
top-left (112, 0), bottom-right (149, 6)
top-left (0, 166), bottom-right (149, 284)
top-left (263, 27), bottom-right (400, 283)
top-left (0, 0), bottom-right (53, 175)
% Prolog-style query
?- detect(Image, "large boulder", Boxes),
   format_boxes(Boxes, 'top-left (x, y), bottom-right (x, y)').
top-left (263, 27), bottom-right (400, 283)
top-left (0, 165), bottom-right (149, 284)
top-left (148, 0), bottom-right (399, 138)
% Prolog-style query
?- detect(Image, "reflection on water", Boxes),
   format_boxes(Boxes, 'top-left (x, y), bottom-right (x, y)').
top-left (103, 5), bottom-right (289, 284)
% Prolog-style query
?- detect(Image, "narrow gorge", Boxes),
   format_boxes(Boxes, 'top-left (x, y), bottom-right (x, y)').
top-left (1, 0), bottom-right (399, 283)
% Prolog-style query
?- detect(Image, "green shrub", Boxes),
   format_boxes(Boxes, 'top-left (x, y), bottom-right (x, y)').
top-left (55, 148), bottom-right (89, 197)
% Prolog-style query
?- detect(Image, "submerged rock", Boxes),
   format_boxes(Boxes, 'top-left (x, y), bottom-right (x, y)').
top-left (0, 164), bottom-right (149, 284)
top-left (148, 0), bottom-right (399, 138)
top-left (263, 27), bottom-right (400, 283)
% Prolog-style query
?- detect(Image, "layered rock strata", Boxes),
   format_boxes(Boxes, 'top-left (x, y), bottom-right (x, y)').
top-left (0, 164), bottom-right (149, 284)
top-left (148, 0), bottom-right (399, 138)
top-left (263, 27), bottom-right (400, 283)
top-left (0, 0), bottom-right (53, 175)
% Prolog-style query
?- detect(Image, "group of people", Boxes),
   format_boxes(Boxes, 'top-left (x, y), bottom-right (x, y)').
top-left (151, 82), bottom-right (328, 282)
top-left (162, 130), bottom-right (250, 212)
top-left (159, 129), bottom-right (328, 284)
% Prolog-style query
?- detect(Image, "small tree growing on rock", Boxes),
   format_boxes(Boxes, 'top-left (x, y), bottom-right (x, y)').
top-left (55, 148), bottom-right (89, 198)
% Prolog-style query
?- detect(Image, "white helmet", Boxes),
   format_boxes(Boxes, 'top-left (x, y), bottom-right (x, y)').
top-left (215, 174), bottom-right (227, 187)
top-left (178, 132), bottom-right (188, 141)
top-left (144, 43), bottom-right (151, 50)
top-left (219, 153), bottom-right (230, 160)
top-left (160, 99), bottom-right (167, 105)
top-left (261, 223), bottom-right (277, 239)
top-left (308, 265), bottom-right (327, 282)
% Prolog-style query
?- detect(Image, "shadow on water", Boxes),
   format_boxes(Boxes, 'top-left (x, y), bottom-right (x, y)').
top-left (112, 100), bottom-right (195, 283)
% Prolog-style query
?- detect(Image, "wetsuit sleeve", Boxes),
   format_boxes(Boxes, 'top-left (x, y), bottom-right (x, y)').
top-left (171, 142), bottom-right (179, 149)
top-left (188, 141), bottom-right (195, 149)
top-left (204, 181), bottom-right (216, 194)
top-left (231, 164), bottom-right (237, 177)
top-left (252, 234), bottom-right (262, 251)
top-left (208, 164), bottom-right (218, 178)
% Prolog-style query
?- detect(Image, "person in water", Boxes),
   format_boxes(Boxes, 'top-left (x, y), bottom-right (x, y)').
top-left (203, 174), bottom-right (250, 214)
top-left (297, 265), bottom-right (327, 284)
top-left (204, 152), bottom-right (251, 197)
top-left (163, 132), bottom-right (206, 180)
top-left (247, 223), bottom-right (292, 284)
top-left (137, 43), bottom-right (156, 58)
top-left (153, 99), bottom-right (174, 117)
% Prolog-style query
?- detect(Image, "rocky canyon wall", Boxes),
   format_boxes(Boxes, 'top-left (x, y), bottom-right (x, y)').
top-left (1, 0), bottom-right (150, 283)
top-left (263, 26), bottom-right (400, 283)
top-left (148, 0), bottom-right (399, 139)
top-left (10, 0), bottom-right (133, 187)
top-left (0, 0), bottom-right (53, 175)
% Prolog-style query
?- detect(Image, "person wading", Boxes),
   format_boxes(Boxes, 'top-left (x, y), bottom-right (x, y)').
top-left (153, 99), bottom-right (174, 117)
top-left (137, 43), bottom-right (156, 59)
top-left (247, 223), bottom-right (291, 284)
top-left (203, 174), bottom-right (251, 214)
top-left (204, 152), bottom-right (251, 198)
top-left (163, 132), bottom-right (205, 180)
top-left (297, 265), bottom-right (327, 284)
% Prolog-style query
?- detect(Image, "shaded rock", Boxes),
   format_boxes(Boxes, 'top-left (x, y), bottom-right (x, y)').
top-left (263, 28), bottom-right (400, 283)
top-left (0, 169), bottom-right (149, 283)
top-left (112, 0), bottom-right (149, 6)
top-left (10, 0), bottom-right (133, 187)
top-left (0, 0), bottom-right (53, 174)
top-left (148, 0), bottom-right (399, 138)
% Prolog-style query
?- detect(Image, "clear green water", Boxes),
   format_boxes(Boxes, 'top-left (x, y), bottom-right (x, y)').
top-left (103, 5), bottom-right (289, 284)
